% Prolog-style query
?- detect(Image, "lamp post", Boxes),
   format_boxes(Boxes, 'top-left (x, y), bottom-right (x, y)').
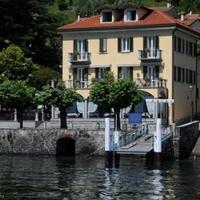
top-left (189, 85), bottom-right (193, 121)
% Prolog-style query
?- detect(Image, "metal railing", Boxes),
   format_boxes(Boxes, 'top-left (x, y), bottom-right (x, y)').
top-left (118, 124), bottom-right (148, 147)
top-left (139, 49), bottom-right (162, 60)
top-left (135, 79), bottom-right (167, 88)
top-left (69, 52), bottom-right (91, 63)
top-left (64, 80), bottom-right (91, 89)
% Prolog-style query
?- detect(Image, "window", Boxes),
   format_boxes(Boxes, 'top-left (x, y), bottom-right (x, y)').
top-left (174, 66), bottom-right (177, 81)
top-left (118, 37), bottom-right (133, 52)
top-left (118, 67), bottom-right (133, 80)
top-left (102, 11), bottom-right (112, 22)
top-left (124, 10), bottom-right (136, 21)
top-left (95, 68), bottom-right (109, 80)
top-left (99, 38), bottom-right (107, 53)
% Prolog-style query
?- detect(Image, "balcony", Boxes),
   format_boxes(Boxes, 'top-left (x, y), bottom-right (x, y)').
top-left (135, 79), bottom-right (167, 88)
top-left (69, 52), bottom-right (91, 64)
top-left (65, 80), bottom-right (91, 89)
top-left (139, 49), bottom-right (162, 62)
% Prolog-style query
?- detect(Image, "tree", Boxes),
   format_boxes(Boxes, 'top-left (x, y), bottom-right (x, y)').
top-left (50, 84), bottom-right (81, 129)
top-left (110, 80), bottom-right (141, 130)
top-left (0, 80), bottom-right (35, 128)
top-left (28, 66), bottom-right (61, 90)
top-left (0, 0), bottom-right (61, 69)
top-left (0, 45), bottom-right (37, 81)
top-left (90, 79), bottom-right (142, 130)
top-left (35, 84), bottom-right (81, 129)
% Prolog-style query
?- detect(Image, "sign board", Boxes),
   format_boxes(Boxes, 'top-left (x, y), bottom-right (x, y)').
top-left (128, 113), bottom-right (142, 124)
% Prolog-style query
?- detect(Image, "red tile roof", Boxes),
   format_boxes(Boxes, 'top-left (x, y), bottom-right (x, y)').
top-left (58, 8), bottom-right (200, 36)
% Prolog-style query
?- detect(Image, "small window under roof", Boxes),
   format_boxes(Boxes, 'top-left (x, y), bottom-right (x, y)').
top-left (102, 11), bottom-right (112, 22)
top-left (124, 9), bottom-right (136, 21)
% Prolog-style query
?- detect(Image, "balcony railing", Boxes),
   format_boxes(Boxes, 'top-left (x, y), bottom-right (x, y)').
top-left (139, 49), bottom-right (162, 61)
top-left (64, 80), bottom-right (91, 89)
top-left (135, 79), bottom-right (167, 88)
top-left (69, 52), bottom-right (91, 63)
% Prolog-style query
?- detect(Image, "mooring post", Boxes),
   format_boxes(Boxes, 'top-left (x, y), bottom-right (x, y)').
top-left (105, 114), bottom-right (113, 168)
top-left (114, 130), bottom-right (120, 168)
top-left (154, 118), bottom-right (162, 160)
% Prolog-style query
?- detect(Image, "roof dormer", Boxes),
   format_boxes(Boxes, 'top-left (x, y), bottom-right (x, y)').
top-left (97, 5), bottom-right (120, 23)
top-left (101, 10), bottom-right (114, 23)
top-left (122, 4), bottom-right (149, 22)
top-left (124, 9), bottom-right (136, 22)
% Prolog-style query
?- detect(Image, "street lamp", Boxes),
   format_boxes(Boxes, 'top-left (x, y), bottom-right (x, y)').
top-left (189, 85), bottom-right (193, 121)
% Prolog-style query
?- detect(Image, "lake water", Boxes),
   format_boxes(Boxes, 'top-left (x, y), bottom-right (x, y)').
top-left (0, 155), bottom-right (200, 200)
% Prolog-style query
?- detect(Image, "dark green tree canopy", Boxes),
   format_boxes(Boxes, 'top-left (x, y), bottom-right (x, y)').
top-left (0, 45), bottom-right (38, 80)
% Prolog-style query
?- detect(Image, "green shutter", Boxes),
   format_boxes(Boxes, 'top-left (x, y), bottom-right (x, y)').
top-left (95, 68), bottom-right (98, 79)
top-left (143, 37), bottom-right (147, 50)
top-left (99, 38), bottom-right (103, 53)
top-left (85, 40), bottom-right (88, 52)
top-left (118, 67), bottom-right (122, 79)
top-left (73, 40), bottom-right (77, 53)
top-left (118, 38), bottom-right (121, 52)
top-left (143, 66), bottom-right (147, 79)
top-left (130, 37), bottom-right (133, 52)
top-left (155, 65), bottom-right (159, 79)
top-left (130, 67), bottom-right (133, 80)
top-left (156, 36), bottom-right (159, 49)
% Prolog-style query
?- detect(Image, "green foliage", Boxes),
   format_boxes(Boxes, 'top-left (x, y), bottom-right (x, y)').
top-left (90, 79), bottom-right (142, 129)
top-left (110, 80), bottom-right (141, 111)
top-left (34, 85), bottom-right (52, 106)
top-left (0, 80), bottom-right (35, 128)
top-left (50, 84), bottom-right (81, 108)
top-left (0, 45), bottom-right (38, 81)
top-left (0, 80), bottom-right (35, 109)
top-left (28, 67), bottom-right (61, 90)
top-left (90, 80), bottom-right (111, 113)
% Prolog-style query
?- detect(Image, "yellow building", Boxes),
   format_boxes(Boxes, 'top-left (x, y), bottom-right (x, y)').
top-left (58, 3), bottom-right (200, 124)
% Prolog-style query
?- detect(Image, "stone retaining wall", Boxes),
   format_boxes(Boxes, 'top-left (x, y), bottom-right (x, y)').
top-left (0, 129), bottom-right (105, 155)
top-left (173, 121), bottom-right (199, 159)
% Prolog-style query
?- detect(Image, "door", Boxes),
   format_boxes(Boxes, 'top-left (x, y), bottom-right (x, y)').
top-left (147, 66), bottom-right (156, 80)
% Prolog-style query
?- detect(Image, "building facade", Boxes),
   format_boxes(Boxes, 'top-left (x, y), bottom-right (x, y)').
top-left (58, 3), bottom-right (200, 124)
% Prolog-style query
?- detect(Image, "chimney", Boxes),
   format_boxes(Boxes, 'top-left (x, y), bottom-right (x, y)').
top-left (180, 11), bottom-right (185, 21)
top-left (166, 0), bottom-right (172, 8)
top-left (167, 2), bottom-right (171, 8)
top-left (77, 14), bottom-right (80, 21)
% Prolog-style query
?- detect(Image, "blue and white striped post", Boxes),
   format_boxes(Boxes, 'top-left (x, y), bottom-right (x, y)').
top-left (154, 118), bottom-right (162, 160)
top-left (105, 114), bottom-right (113, 168)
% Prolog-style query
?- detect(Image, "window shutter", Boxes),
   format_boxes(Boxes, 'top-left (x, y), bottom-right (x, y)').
top-left (95, 68), bottom-right (98, 79)
top-left (155, 65), bottom-right (159, 79)
top-left (118, 38), bottom-right (121, 52)
top-left (143, 66), bottom-right (147, 79)
top-left (156, 36), bottom-right (159, 49)
top-left (99, 38), bottom-right (103, 53)
top-left (118, 67), bottom-right (122, 79)
top-left (143, 37), bottom-right (147, 50)
top-left (130, 67), bottom-right (133, 80)
top-left (130, 37), bottom-right (133, 52)
top-left (174, 36), bottom-right (176, 51)
top-left (174, 66), bottom-right (177, 81)
top-left (73, 40), bottom-right (77, 53)
top-left (84, 40), bottom-right (88, 52)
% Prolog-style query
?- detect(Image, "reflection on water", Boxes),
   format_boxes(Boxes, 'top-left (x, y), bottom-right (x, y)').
top-left (0, 155), bottom-right (200, 199)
